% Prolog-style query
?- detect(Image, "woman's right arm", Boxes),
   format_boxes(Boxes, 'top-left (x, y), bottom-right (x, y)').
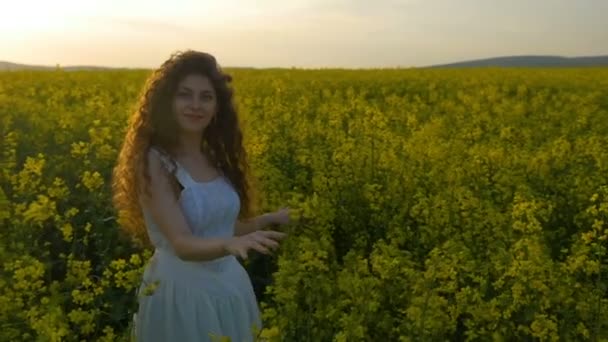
top-left (140, 150), bottom-right (286, 262)
top-left (139, 149), bottom-right (230, 261)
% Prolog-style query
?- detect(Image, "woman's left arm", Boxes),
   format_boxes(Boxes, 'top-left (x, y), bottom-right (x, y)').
top-left (234, 213), bottom-right (275, 236)
top-left (234, 208), bottom-right (291, 236)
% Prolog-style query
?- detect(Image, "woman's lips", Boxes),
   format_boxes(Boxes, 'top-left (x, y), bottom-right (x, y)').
top-left (184, 114), bottom-right (204, 120)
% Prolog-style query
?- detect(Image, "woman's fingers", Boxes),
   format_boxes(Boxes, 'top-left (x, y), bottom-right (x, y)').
top-left (261, 230), bottom-right (287, 240)
top-left (250, 240), bottom-right (270, 255)
top-left (263, 239), bottom-right (279, 251)
top-left (253, 234), bottom-right (279, 249)
top-left (239, 248), bottom-right (248, 260)
top-left (236, 230), bottom-right (287, 258)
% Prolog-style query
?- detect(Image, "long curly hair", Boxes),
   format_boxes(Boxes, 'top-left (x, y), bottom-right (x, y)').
top-left (112, 50), bottom-right (258, 248)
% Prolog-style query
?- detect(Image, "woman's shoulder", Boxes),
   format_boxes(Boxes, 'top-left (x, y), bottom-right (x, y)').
top-left (148, 146), bottom-right (177, 173)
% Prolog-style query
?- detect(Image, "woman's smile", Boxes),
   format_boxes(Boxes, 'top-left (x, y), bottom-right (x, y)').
top-left (183, 113), bottom-right (204, 121)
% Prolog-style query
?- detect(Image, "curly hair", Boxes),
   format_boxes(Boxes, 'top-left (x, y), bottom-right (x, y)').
top-left (112, 50), bottom-right (258, 248)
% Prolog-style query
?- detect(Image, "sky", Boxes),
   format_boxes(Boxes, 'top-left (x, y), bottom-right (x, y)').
top-left (1, 0), bottom-right (607, 69)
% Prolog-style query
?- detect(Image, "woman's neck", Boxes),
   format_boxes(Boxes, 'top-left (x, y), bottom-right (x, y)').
top-left (174, 132), bottom-right (203, 158)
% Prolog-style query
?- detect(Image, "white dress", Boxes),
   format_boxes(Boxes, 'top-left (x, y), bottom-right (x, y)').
top-left (133, 147), bottom-right (263, 341)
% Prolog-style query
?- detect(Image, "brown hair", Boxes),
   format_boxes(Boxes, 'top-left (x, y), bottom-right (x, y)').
top-left (111, 50), bottom-right (257, 247)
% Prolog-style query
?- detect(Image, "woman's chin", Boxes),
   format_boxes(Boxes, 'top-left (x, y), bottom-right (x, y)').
top-left (179, 125), bottom-right (207, 134)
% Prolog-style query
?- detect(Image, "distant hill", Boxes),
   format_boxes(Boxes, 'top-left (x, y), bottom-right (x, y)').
top-left (0, 61), bottom-right (52, 71)
top-left (2, 55), bottom-right (608, 71)
top-left (0, 61), bottom-right (126, 71)
top-left (427, 55), bottom-right (608, 68)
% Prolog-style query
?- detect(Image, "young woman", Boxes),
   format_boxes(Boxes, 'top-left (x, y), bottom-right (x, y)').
top-left (112, 50), bottom-right (290, 341)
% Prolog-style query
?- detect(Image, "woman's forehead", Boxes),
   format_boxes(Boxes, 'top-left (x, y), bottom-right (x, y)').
top-left (177, 74), bottom-right (214, 90)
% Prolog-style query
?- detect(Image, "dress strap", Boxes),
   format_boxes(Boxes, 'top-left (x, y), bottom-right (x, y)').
top-left (149, 147), bottom-right (197, 189)
top-left (172, 160), bottom-right (198, 188)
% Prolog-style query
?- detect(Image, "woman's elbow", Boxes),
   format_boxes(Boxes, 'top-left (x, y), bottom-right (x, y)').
top-left (169, 236), bottom-right (193, 261)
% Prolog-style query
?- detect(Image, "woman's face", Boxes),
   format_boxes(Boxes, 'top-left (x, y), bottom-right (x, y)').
top-left (172, 73), bottom-right (217, 133)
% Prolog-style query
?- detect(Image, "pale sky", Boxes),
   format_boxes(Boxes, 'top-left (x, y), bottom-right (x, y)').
top-left (1, 0), bottom-right (607, 68)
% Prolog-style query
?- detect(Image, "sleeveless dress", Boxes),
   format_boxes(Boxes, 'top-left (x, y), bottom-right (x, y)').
top-left (132, 147), bottom-right (263, 342)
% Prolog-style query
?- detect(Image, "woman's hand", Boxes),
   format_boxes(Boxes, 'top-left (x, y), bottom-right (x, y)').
top-left (224, 230), bottom-right (287, 260)
top-left (269, 207), bottom-right (291, 226)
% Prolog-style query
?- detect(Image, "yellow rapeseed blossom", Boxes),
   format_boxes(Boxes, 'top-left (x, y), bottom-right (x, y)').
top-left (81, 171), bottom-right (104, 191)
top-left (22, 194), bottom-right (57, 227)
top-left (60, 223), bottom-right (73, 242)
top-left (129, 253), bottom-right (142, 266)
top-left (2, 67), bottom-right (608, 341)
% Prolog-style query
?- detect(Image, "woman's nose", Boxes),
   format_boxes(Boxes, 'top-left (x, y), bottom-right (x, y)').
top-left (190, 97), bottom-right (202, 110)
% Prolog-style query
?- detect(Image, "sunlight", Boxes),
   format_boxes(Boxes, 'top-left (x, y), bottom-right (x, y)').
top-left (0, 0), bottom-right (244, 39)
top-left (0, 0), bottom-right (605, 68)
top-left (0, 0), bottom-right (93, 36)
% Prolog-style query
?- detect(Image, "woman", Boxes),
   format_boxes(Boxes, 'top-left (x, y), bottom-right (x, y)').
top-left (112, 50), bottom-right (290, 341)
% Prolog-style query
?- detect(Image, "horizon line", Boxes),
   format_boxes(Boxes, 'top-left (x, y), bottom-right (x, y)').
top-left (2, 53), bottom-right (608, 71)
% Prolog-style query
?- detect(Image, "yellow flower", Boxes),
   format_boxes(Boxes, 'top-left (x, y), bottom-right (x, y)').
top-left (70, 141), bottom-right (90, 158)
top-left (64, 207), bottom-right (79, 218)
top-left (129, 254), bottom-right (142, 266)
top-left (60, 223), bottom-right (73, 242)
top-left (47, 177), bottom-right (69, 199)
top-left (81, 171), bottom-right (104, 192)
top-left (22, 195), bottom-right (57, 227)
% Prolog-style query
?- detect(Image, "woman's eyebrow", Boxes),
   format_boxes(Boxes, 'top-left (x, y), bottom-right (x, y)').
top-left (178, 86), bottom-right (213, 94)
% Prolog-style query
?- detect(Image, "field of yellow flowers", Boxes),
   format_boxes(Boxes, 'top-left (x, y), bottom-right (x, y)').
top-left (1, 67), bottom-right (608, 341)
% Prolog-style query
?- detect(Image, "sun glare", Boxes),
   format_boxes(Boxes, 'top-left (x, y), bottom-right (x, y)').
top-left (0, 1), bottom-right (88, 37)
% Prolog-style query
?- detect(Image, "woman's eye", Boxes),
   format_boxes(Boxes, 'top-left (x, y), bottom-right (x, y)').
top-left (177, 92), bottom-right (190, 98)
